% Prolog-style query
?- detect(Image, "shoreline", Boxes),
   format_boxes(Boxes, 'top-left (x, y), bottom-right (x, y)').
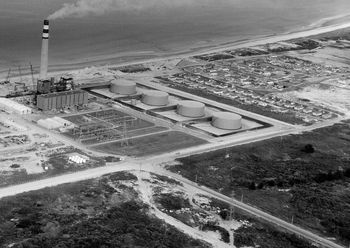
top-left (2, 19), bottom-right (350, 81)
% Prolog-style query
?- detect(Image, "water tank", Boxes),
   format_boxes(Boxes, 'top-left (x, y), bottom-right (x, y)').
top-left (211, 112), bottom-right (242, 130)
top-left (141, 90), bottom-right (169, 106)
top-left (110, 79), bottom-right (137, 95)
top-left (177, 100), bottom-right (205, 118)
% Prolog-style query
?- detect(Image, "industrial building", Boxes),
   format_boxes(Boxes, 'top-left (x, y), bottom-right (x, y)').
top-left (37, 90), bottom-right (88, 111)
top-left (177, 100), bottom-right (205, 118)
top-left (37, 116), bottom-right (76, 130)
top-left (37, 77), bottom-right (74, 94)
top-left (211, 112), bottom-right (242, 130)
top-left (110, 79), bottom-right (137, 95)
top-left (0, 97), bottom-right (32, 115)
top-left (37, 79), bottom-right (54, 94)
top-left (141, 90), bottom-right (169, 106)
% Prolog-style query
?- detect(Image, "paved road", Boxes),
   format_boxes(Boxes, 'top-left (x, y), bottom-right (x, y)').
top-left (0, 106), bottom-right (346, 248)
top-left (0, 160), bottom-right (345, 248)
top-left (155, 167), bottom-right (345, 248)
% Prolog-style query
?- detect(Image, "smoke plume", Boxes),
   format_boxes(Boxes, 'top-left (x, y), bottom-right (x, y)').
top-left (48, 0), bottom-right (212, 20)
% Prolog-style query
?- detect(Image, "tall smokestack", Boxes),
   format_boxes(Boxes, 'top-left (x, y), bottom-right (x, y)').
top-left (39, 20), bottom-right (49, 80)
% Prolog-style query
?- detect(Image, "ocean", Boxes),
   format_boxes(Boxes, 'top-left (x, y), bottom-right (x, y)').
top-left (1, 0), bottom-right (350, 78)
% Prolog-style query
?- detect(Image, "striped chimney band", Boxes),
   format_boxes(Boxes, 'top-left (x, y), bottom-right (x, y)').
top-left (42, 20), bottom-right (49, 39)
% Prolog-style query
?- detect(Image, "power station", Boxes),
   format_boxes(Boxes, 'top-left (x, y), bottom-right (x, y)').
top-left (0, 19), bottom-right (256, 140)
top-left (0, 20), bottom-right (89, 112)
top-left (34, 20), bottom-right (88, 111)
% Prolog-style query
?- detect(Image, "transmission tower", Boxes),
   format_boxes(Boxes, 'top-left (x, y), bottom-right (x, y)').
top-left (120, 120), bottom-right (129, 147)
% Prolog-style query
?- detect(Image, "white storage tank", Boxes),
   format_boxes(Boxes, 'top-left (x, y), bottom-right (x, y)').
top-left (177, 100), bottom-right (205, 118)
top-left (110, 79), bottom-right (137, 95)
top-left (141, 90), bottom-right (169, 106)
top-left (211, 112), bottom-right (242, 130)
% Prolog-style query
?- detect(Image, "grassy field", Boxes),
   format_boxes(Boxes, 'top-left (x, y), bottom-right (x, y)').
top-left (0, 172), bottom-right (210, 248)
top-left (168, 121), bottom-right (350, 245)
top-left (127, 125), bottom-right (168, 137)
top-left (92, 131), bottom-right (207, 157)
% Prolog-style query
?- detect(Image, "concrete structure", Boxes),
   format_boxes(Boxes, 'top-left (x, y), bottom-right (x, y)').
top-left (211, 112), bottom-right (242, 130)
top-left (40, 20), bottom-right (49, 80)
top-left (141, 90), bottom-right (169, 106)
top-left (177, 100), bottom-right (205, 118)
top-left (110, 79), bottom-right (137, 95)
top-left (0, 97), bottom-right (32, 115)
top-left (37, 90), bottom-right (88, 111)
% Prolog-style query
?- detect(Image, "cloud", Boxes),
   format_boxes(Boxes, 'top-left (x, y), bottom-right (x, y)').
top-left (48, 0), bottom-right (213, 20)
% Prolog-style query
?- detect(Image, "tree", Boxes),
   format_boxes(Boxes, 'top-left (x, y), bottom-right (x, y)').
top-left (219, 210), bottom-right (229, 220)
top-left (257, 182), bottom-right (264, 189)
top-left (248, 182), bottom-right (256, 190)
top-left (301, 144), bottom-right (315, 153)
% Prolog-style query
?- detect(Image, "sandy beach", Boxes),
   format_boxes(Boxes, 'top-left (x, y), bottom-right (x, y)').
top-left (2, 0), bottom-right (350, 80)
top-left (1, 6), bottom-right (350, 82)
top-left (3, 18), bottom-right (350, 82)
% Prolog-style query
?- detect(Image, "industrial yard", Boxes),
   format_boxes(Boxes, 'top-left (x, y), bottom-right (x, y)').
top-left (1, 22), bottom-right (349, 176)
top-left (0, 112), bottom-right (90, 187)
top-left (62, 109), bottom-right (164, 145)
top-left (0, 113), bottom-right (112, 187)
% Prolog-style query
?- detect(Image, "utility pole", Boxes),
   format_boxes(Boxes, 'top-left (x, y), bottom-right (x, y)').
top-left (121, 121), bottom-right (129, 147)
top-left (229, 191), bottom-right (235, 221)
top-left (30, 63), bottom-right (36, 91)
top-left (4, 68), bottom-right (11, 84)
top-left (232, 230), bottom-right (235, 247)
top-left (18, 65), bottom-right (23, 83)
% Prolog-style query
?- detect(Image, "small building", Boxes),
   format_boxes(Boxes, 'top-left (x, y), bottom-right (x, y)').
top-left (37, 117), bottom-right (76, 130)
top-left (0, 97), bottom-right (32, 115)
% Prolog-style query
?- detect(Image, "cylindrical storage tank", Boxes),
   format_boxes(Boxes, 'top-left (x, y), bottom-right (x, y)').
top-left (177, 100), bottom-right (205, 118)
top-left (110, 79), bottom-right (137, 95)
top-left (142, 90), bottom-right (169, 106)
top-left (212, 112), bottom-right (242, 130)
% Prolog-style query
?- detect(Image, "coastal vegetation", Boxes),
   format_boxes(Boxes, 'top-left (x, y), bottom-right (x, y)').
top-left (169, 121), bottom-right (350, 245)
top-left (0, 172), bottom-right (210, 248)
